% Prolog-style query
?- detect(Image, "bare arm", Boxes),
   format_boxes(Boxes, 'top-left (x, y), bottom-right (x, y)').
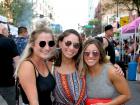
top-left (103, 37), bottom-right (124, 76)
top-left (107, 66), bottom-right (131, 105)
top-left (103, 37), bottom-right (109, 49)
top-left (18, 61), bottom-right (39, 105)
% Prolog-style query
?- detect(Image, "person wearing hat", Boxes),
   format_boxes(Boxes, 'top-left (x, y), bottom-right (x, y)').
top-left (102, 24), bottom-right (126, 77)
top-left (103, 24), bottom-right (115, 64)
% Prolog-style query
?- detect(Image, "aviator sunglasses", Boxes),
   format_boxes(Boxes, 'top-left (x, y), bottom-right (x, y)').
top-left (84, 50), bottom-right (100, 57)
top-left (39, 40), bottom-right (55, 48)
top-left (64, 41), bottom-right (80, 49)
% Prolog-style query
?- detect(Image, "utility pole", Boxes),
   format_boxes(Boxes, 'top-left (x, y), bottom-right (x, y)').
top-left (116, 0), bottom-right (119, 17)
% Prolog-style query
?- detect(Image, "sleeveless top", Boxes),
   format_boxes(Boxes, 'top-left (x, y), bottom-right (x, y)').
top-left (86, 64), bottom-right (117, 98)
top-left (53, 70), bottom-right (87, 105)
top-left (20, 60), bottom-right (56, 105)
top-left (104, 37), bottom-right (115, 64)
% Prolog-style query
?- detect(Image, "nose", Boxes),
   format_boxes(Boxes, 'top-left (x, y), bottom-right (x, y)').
top-left (89, 52), bottom-right (93, 57)
top-left (69, 44), bottom-right (75, 50)
top-left (44, 44), bottom-right (50, 50)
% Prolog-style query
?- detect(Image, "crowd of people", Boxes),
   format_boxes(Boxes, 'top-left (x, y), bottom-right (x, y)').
top-left (0, 20), bottom-right (132, 105)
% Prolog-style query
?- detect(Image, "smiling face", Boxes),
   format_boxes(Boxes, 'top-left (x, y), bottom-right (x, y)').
top-left (32, 32), bottom-right (55, 60)
top-left (59, 33), bottom-right (80, 59)
top-left (106, 28), bottom-right (114, 37)
top-left (84, 44), bottom-right (100, 67)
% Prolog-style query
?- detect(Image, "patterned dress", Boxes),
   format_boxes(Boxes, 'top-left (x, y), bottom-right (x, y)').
top-left (53, 70), bottom-right (87, 105)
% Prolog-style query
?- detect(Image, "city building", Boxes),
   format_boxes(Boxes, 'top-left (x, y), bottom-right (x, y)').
top-left (88, 0), bottom-right (94, 19)
top-left (94, 0), bottom-right (137, 32)
top-left (32, 0), bottom-right (55, 28)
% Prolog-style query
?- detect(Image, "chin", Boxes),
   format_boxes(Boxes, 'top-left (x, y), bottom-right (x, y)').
top-left (64, 53), bottom-right (75, 59)
top-left (86, 62), bottom-right (98, 67)
top-left (40, 55), bottom-right (49, 60)
top-left (65, 55), bottom-right (74, 59)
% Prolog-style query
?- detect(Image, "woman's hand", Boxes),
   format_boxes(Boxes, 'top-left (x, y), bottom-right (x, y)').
top-left (114, 64), bottom-right (124, 76)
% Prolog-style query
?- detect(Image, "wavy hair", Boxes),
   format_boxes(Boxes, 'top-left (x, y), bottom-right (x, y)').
top-left (78, 38), bottom-right (109, 77)
top-left (50, 29), bottom-right (82, 67)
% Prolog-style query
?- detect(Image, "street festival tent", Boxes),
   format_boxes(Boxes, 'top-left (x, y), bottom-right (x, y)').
top-left (0, 15), bottom-right (18, 36)
top-left (121, 17), bottom-right (140, 61)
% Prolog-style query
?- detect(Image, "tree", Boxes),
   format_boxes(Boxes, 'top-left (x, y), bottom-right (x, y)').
top-left (0, 0), bottom-right (33, 26)
top-left (102, 0), bottom-right (140, 16)
top-left (0, 0), bottom-right (12, 19)
top-left (82, 18), bottom-right (101, 36)
top-left (10, 0), bottom-right (33, 26)
top-left (0, 1), bottom-right (6, 15)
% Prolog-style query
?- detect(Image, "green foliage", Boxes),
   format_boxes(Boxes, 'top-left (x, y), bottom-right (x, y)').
top-left (0, 0), bottom-right (33, 26)
top-left (104, 0), bottom-right (140, 16)
top-left (0, 2), bottom-right (6, 15)
top-left (10, 0), bottom-right (33, 26)
top-left (88, 18), bottom-right (101, 25)
top-left (82, 18), bottom-right (101, 36)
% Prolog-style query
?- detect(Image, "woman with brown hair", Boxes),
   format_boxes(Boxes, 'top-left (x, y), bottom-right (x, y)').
top-left (79, 38), bottom-right (131, 105)
top-left (52, 29), bottom-right (87, 105)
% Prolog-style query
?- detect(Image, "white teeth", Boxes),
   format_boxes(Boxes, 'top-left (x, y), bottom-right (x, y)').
top-left (67, 52), bottom-right (73, 55)
top-left (87, 60), bottom-right (95, 62)
top-left (42, 52), bottom-right (49, 54)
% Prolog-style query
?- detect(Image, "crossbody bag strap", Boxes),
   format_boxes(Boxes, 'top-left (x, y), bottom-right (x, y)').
top-left (51, 61), bottom-right (55, 75)
top-left (15, 59), bottom-right (37, 105)
top-left (26, 59), bottom-right (39, 77)
top-left (15, 77), bottom-right (20, 105)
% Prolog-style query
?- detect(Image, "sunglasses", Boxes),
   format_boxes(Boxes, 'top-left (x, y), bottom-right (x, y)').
top-left (84, 50), bottom-right (100, 57)
top-left (39, 40), bottom-right (55, 48)
top-left (64, 41), bottom-right (80, 49)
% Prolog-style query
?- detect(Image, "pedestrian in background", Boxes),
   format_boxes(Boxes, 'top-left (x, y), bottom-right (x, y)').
top-left (13, 26), bottom-right (28, 55)
top-left (0, 23), bottom-right (19, 105)
top-left (95, 25), bottom-right (125, 77)
top-left (78, 38), bottom-right (131, 105)
top-left (0, 23), bottom-right (9, 37)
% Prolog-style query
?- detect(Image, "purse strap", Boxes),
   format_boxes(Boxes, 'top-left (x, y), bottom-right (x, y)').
top-left (15, 77), bottom-right (20, 105)
top-left (15, 59), bottom-right (38, 105)
top-left (51, 61), bottom-right (55, 75)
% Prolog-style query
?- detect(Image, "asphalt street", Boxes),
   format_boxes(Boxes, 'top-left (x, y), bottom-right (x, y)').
top-left (0, 81), bottom-right (140, 105)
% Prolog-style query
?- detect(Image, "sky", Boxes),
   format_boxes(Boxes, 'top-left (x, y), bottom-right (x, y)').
top-left (53, 0), bottom-right (89, 30)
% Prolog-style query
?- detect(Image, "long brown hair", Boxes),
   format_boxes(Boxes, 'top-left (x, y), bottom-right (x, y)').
top-left (52, 29), bottom-right (82, 67)
top-left (78, 38), bottom-right (109, 77)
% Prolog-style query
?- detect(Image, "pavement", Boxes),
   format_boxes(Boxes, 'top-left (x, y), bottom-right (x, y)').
top-left (126, 81), bottom-right (140, 105)
top-left (0, 81), bottom-right (140, 105)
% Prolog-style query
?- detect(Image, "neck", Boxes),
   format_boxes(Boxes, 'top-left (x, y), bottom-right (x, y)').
top-left (62, 55), bottom-right (74, 65)
top-left (31, 55), bottom-right (45, 64)
top-left (88, 63), bottom-right (102, 76)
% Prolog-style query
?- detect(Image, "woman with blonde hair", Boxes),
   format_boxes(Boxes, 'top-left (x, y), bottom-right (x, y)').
top-left (79, 38), bottom-right (131, 105)
top-left (15, 28), bottom-right (56, 105)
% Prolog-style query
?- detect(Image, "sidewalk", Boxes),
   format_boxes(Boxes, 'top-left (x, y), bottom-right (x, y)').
top-left (0, 81), bottom-right (140, 105)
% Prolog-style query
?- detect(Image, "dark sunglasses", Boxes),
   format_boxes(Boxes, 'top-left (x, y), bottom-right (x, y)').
top-left (39, 41), bottom-right (55, 48)
top-left (64, 41), bottom-right (80, 49)
top-left (84, 50), bottom-right (100, 57)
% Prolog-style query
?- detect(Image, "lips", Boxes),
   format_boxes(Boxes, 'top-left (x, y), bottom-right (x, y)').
top-left (40, 50), bottom-right (49, 55)
top-left (87, 59), bottom-right (96, 61)
top-left (67, 51), bottom-right (74, 55)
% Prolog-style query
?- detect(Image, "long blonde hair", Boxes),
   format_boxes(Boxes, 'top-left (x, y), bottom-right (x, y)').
top-left (14, 28), bottom-right (54, 77)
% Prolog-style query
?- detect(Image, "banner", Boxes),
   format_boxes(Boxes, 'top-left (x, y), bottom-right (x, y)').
top-left (120, 16), bottom-right (129, 26)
